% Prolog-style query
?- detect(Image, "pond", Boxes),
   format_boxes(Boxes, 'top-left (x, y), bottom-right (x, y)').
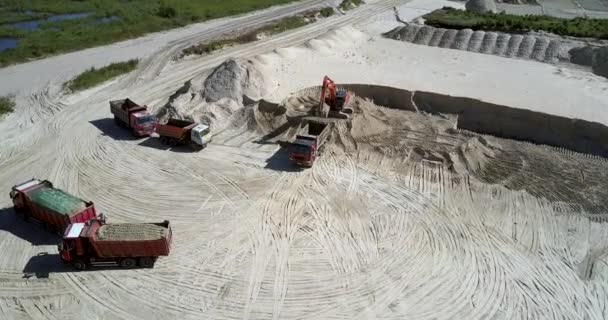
top-left (8, 12), bottom-right (92, 31)
top-left (0, 38), bottom-right (17, 52)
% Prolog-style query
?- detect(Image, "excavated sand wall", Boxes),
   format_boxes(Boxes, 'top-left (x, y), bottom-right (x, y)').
top-left (290, 84), bottom-right (608, 157)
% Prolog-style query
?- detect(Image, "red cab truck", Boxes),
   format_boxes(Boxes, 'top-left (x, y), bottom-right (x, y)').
top-left (156, 118), bottom-right (211, 150)
top-left (59, 219), bottom-right (172, 270)
top-left (289, 121), bottom-right (331, 167)
top-left (110, 99), bottom-right (156, 136)
top-left (9, 179), bottom-right (97, 233)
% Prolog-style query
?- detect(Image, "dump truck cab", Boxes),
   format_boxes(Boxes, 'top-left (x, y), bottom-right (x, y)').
top-left (10, 179), bottom-right (49, 212)
top-left (110, 99), bottom-right (156, 136)
top-left (59, 222), bottom-right (86, 265)
top-left (130, 111), bottom-right (156, 136)
top-left (190, 124), bottom-right (212, 148)
top-left (290, 136), bottom-right (318, 167)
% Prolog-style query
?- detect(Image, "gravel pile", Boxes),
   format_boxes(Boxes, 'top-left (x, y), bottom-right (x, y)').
top-left (465, 0), bottom-right (498, 13)
top-left (384, 25), bottom-right (580, 64)
top-left (384, 24), bottom-right (608, 78)
top-left (97, 223), bottom-right (168, 241)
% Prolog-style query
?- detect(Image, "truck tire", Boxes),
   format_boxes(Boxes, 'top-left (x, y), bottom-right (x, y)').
top-left (138, 257), bottom-right (155, 268)
top-left (159, 137), bottom-right (168, 144)
top-left (120, 258), bottom-right (136, 269)
top-left (73, 260), bottom-right (87, 271)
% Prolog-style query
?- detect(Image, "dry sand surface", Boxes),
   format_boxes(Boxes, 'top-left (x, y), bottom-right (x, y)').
top-left (1, 0), bottom-right (608, 319)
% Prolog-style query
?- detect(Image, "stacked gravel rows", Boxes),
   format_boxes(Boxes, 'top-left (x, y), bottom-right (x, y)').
top-left (384, 25), bottom-right (575, 64)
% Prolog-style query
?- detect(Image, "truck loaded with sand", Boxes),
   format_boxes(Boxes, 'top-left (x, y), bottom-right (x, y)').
top-left (1, 0), bottom-right (608, 319)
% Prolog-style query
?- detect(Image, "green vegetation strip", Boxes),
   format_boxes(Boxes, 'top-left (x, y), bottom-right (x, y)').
top-left (182, 8), bottom-right (334, 57)
top-left (0, 95), bottom-right (15, 116)
top-left (65, 59), bottom-right (138, 92)
top-left (424, 7), bottom-right (608, 40)
top-left (340, 0), bottom-right (364, 11)
top-left (0, 0), bottom-right (304, 67)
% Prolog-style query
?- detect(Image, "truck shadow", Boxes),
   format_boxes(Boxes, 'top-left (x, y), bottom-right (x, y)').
top-left (89, 118), bottom-right (139, 141)
top-left (22, 253), bottom-right (68, 279)
top-left (22, 253), bottom-right (122, 279)
top-left (0, 207), bottom-right (59, 245)
top-left (264, 147), bottom-right (302, 172)
top-left (137, 138), bottom-right (200, 153)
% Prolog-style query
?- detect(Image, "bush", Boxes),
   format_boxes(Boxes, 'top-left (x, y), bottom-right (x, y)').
top-left (424, 8), bottom-right (608, 39)
top-left (157, 5), bottom-right (177, 19)
top-left (65, 59), bottom-right (139, 92)
top-left (0, 95), bottom-right (15, 116)
top-left (320, 7), bottom-right (334, 17)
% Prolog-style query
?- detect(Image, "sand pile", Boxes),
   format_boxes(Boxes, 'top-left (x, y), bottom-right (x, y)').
top-left (570, 46), bottom-right (608, 78)
top-left (97, 223), bottom-right (167, 241)
top-left (384, 24), bottom-right (581, 64)
top-left (454, 136), bottom-right (498, 173)
top-left (156, 58), bottom-right (268, 130)
top-left (465, 0), bottom-right (498, 13)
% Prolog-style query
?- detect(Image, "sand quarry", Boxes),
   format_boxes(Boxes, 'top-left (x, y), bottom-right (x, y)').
top-left (1, 0), bottom-right (608, 319)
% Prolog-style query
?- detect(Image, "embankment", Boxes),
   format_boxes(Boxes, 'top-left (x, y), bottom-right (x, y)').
top-left (287, 84), bottom-right (608, 158)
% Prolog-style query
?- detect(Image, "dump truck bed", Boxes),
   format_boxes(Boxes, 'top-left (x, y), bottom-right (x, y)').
top-left (88, 221), bottom-right (172, 258)
top-left (12, 179), bottom-right (97, 230)
top-left (28, 187), bottom-right (87, 217)
top-left (156, 118), bottom-right (197, 139)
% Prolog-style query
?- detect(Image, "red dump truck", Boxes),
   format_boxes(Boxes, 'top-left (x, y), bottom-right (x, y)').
top-left (59, 219), bottom-right (172, 270)
top-left (289, 121), bottom-right (331, 167)
top-left (110, 99), bottom-right (156, 136)
top-left (9, 179), bottom-right (97, 233)
top-left (156, 118), bottom-right (211, 150)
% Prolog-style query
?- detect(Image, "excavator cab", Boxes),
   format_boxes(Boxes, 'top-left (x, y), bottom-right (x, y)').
top-left (335, 89), bottom-right (347, 112)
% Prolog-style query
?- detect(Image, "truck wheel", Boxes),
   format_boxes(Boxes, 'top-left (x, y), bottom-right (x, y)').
top-left (73, 260), bottom-right (87, 271)
top-left (159, 137), bottom-right (167, 144)
top-left (138, 257), bottom-right (155, 268)
top-left (120, 258), bottom-right (136, 269)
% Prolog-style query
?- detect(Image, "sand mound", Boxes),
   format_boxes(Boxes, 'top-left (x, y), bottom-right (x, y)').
top-left (203, 58), bottom-right (266, 104)
top-left (465, 0), bottom-right (498, 13)
top-left (157, 58), bottom-right (269, 130)
top-left (456, 136), bottom-right (498, 173)
top-left (383, 24), bottom-right (594, 66)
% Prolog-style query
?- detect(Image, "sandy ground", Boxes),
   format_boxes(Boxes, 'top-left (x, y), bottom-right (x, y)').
top-left (0, 0), bottom-right (608, 319)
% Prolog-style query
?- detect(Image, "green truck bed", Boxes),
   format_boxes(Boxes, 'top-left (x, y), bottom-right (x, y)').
top-left (28, 187), bottom-right (87, 216)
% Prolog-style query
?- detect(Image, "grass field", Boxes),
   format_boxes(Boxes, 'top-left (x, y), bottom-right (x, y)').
top-left (65, 59), bottom-right (138, 92)
top-left (424, 7), bottom-right (608, 40)
top-left (0, 0), bottom-right (303, 67)
top-left (0, 95), bottom-right (15, 116)
top-left (181, 8), bottom-right (333, 57)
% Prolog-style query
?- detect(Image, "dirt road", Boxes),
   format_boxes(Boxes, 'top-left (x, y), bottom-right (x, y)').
top-left (0, 0), bottom-right (607, 318)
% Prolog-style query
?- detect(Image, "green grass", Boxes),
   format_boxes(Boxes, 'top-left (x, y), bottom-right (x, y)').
top-left (65, 59), bottom-right (138, 92)
top-left (424, 7), bottom-right (608, 40)
top-left (0, 0), bottom-right (304, 67)
top-left (339, 0), bottom-right (364, 11)
top-left (181, 8), bottom-right (332, 57)
top-left (0, 95), bottom-right (15, 116)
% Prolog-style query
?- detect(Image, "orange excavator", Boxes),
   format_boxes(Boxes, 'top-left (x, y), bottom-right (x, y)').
top-left (317, 76), bottom-right (351, 118)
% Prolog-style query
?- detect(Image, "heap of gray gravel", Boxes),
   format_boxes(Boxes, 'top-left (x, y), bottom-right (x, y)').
top-left (465, 0), bottom-right (498, 13)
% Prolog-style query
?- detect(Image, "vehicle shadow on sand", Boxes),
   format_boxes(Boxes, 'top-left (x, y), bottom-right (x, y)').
top-left (265, 146), bottom-right (302, 172)
top-left (89, 118), bottom-right (140, 141)
top-left (137, 138), bottom-right (201, 153)
top-left (0, 207), bottom-right (59, 245)
top-left (22, 253), bottom-right (122, 279)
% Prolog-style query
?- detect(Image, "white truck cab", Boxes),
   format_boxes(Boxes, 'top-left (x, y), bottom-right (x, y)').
top-left (190, 124), bottom-right (212, 147)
